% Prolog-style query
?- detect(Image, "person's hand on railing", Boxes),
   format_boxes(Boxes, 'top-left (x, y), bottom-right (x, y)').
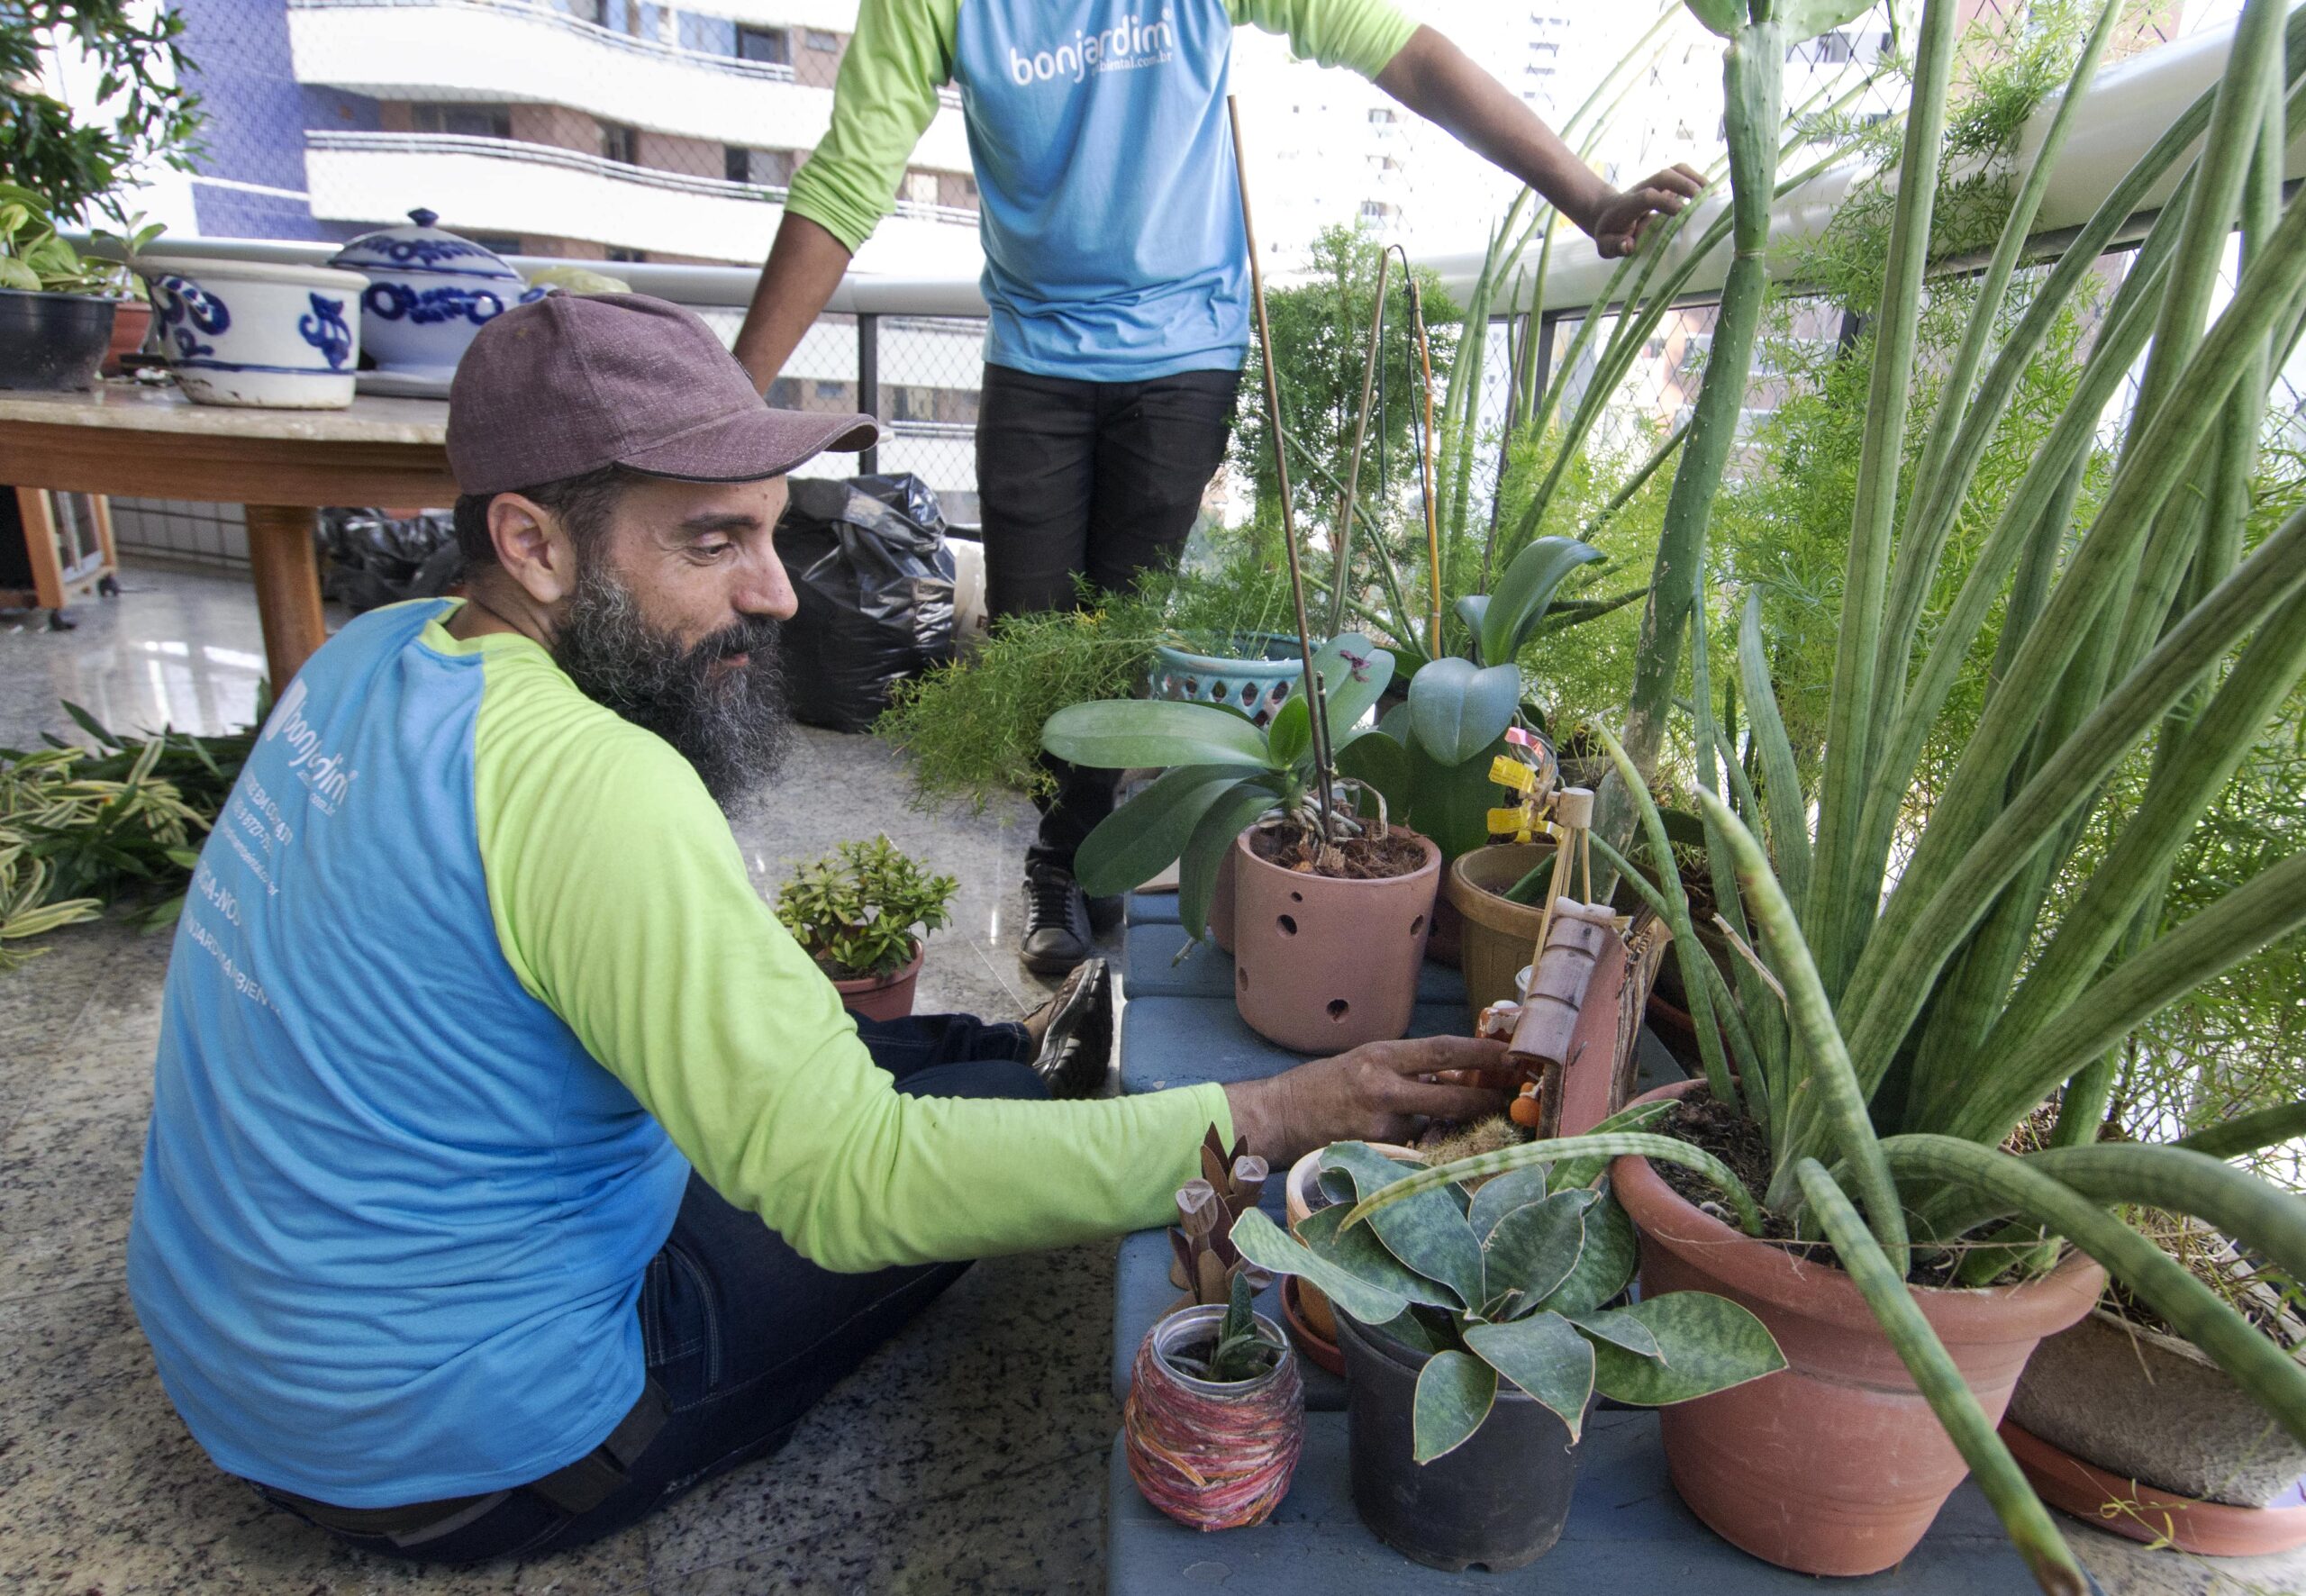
top-left (1586, 164), bottom-right (1708, 259)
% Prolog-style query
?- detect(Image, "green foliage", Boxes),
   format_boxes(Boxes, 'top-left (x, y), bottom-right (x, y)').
top-left (1232, 223), bottom-right (1460, 534)
top-left (0, 2), bottom-right (204, 223)
top-left (1231, 1139), bottom-right (1783, 1461)
top-left (1176, 1271), bottom-right (1285, 1384)
top-left (772, 836), bottom-right (958, 981)
top-left (0, 182), bottom-right (120, 294)
top-left (873, 544), bottom-right (1297, 813)
top-left (1044, 634), bottom-right (1395, 934)
top-left (0, 704), bottom-right (255, 970)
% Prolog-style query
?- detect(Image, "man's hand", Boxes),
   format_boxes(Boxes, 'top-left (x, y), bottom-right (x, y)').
top-left (1222, 1036), bottom-right (1516, 1168)
top-left (1586, 164), bottom-right (1708, 259)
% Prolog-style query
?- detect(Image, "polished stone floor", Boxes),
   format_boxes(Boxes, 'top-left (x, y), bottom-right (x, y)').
top-left (1, 566), bottom-right (2298, 1595)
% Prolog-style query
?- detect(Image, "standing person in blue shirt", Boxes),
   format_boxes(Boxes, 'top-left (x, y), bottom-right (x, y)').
top-left (734, 0), bottom-right (1702, 975)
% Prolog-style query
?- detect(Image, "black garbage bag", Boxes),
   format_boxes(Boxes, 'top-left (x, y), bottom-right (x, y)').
top-left (319, 507), bottom-right (462, 614)
top-left (779, 474), bottom-right (956, 731)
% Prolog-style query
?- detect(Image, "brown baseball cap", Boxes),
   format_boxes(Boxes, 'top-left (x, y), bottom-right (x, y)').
top-left (446, 292), bottom-right (878, 495)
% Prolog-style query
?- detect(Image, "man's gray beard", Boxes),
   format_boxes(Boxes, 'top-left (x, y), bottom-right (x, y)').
top-left (549, 561), bottom-right (793, 809)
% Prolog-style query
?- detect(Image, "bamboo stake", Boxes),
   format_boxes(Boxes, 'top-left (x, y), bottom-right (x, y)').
top-left (1228, 95), bottom-right (1334, 840)
top-left (1327, 247), bottom-right (1391, 636)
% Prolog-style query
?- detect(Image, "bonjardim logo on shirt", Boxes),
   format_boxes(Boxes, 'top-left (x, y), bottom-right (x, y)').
top-left (1009, 9), bottom-right (1176, 86)
top-left (262, 676), bottom-right (359, 814)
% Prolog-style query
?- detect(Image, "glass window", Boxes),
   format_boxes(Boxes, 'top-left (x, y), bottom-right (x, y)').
top-left (767, 377), bottom-right (803, 408)
top-left (413, 103), bottom-right (513, 140)
top-left (737, 24), bottom-right (789, 64)
top-left (680, 12), bottom-right (735, 54)
top-left (805, 29), bottom-right (839, 50)
top-left (599, 121), bottom-right (640, 165)
top-left (607, 247), bottom-right (648, 263)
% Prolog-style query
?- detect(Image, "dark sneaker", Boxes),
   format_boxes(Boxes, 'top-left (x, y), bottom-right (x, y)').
top-left (1021, 864), bottom-right (1094, 975)
top-left (1031, 957), bottom-right (1112, 1100)
top-left (1087, 893), bottom-right (1125, 934)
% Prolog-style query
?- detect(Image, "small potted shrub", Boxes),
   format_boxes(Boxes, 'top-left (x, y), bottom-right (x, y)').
top-left (1123, 1272), bottom-right (1304, 1533)
top-left (0, 185), bottom-right (123, 391)
top-left (1234, 1136), bottom-right (1784, 1572)
top-left (772, 836), bottom-right (957, 1021)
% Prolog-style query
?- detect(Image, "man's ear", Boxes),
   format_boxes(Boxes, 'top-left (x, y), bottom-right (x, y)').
top-left (486, 493), bottom-right (580, 608)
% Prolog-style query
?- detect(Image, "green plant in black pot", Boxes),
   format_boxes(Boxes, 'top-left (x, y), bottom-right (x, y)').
top-left (773, 837), bottom-right (957, 1009)
top-left (1231, 1130), bottom-right (1784, 1573)
top-left (0, 184), bottom-right (127, 391)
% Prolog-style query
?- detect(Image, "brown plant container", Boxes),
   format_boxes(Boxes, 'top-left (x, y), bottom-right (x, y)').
top-left (1442, 840), bottom-right (1556, 1020)
top-left (1610, 1081), bottom-right (2104, 1576)
top-left (1230, 826), bottom-right (1439, 1054)
top-left (830, 941), bottom-right (923, 1024)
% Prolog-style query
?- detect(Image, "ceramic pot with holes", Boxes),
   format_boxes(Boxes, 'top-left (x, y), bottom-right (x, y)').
top-left (1230, 824), bottom-right (1440, 1054)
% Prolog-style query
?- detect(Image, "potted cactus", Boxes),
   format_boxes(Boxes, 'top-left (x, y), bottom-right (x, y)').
top-left (1232, 1136), bottom-right (1784, 1572)
top-left (772, 836), bottom-right (957, 1022)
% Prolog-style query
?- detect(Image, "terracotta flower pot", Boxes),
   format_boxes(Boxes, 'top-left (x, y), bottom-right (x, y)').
top-left (1231, 826), bottom-right (1440, 1054)
top-left (1209, 838), bottom-right (1239, 954)
top-left (1442, 840), bottom-right (1556, 1022)
top-left (829, 942), bottom-right (923, 1023)
top-left (1124, 1303), bottom-right (1304, 1531)
top-left (1998, 1419), bottom-right (2306, 1556)
top-left (103, 297), bottom-right (152, 376)
top-left (1609, 1081), bottom-right (2105, 1577)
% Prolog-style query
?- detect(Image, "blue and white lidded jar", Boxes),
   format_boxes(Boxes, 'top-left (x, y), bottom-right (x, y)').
top-left (328, 209), bottom-right (544, 382)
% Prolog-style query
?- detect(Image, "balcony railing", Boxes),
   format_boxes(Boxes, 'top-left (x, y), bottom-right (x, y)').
top-left (286, 0), bottom-right (800, 84)
top-left (307, 129), bottom-right (794, 203)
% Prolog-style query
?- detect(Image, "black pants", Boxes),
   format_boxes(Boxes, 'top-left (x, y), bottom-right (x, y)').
top-left (258, 1011), bottom-right (1047, 1564)
top-left (976, 361), bottom-right (1241, 874)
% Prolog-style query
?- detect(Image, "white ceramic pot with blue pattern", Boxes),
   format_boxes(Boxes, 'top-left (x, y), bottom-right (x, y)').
top-left (329, 209), bottom-right (542, 385)
top-left (134, 255), bottom-right (370, 409)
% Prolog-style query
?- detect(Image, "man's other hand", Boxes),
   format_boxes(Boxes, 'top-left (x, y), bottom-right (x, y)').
top-left (1589, 164), bottom-right (1708, 258)
top-left (1222, 1035), bottom-right (1516, 1168)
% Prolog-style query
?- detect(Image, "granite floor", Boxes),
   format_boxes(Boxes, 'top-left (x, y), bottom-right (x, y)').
top-left (3, 565), bottom-right (2301, 1595)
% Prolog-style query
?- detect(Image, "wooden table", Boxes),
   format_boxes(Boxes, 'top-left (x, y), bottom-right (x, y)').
top-left (0, 385), bottom-right (455, 685)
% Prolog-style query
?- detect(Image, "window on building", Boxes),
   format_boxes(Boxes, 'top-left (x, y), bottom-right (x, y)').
top-left (1358, 199), bottom-right (1394, 222)
top-left (767, 377), bottom-right (803, 408)
top-left (902, 168), bottom-right (940, 205)
top-left (598, 120), bottom-right (640, 166)
top-left (724, 146), bottom-right (795, 187)
top-left (805, 29), bottom-right (839, 50)
top-left (814, 379), bottom-right (848, 401)
top-left (607, 247), bottom-right (648, 263)
top-left (1366, 107), bottom-right (1395, 123)
top-left (737, 24), bottom-right (790, 64)
top-left (892, 385), bottom-right (938, 422)
top-left (679, 12), bottom-right (734, 54)
top-left (560, 0), bottom-right (604, 23)
top-left (412, 103), bottom-right (513, 140)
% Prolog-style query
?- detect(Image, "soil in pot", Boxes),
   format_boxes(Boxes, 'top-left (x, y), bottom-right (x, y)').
top-left (827, 942), bottom-right (923, 1023)
top-left (1337, 1311), bottom-right (1581, 1572)
top-left (1612, 1081), bottom-right (2105, 1577)
top-left (0, 291), bottom-right (117, 391)
top-left (1231, 823), bottom-right (1440, 1053)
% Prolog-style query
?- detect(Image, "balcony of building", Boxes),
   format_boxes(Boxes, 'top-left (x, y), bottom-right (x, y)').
top-left (285, 0), bottom-right (970, 168)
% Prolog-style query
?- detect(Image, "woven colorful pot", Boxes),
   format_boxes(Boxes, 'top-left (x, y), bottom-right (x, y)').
top-left (1124, 1303), bottom-right (1304, 1531)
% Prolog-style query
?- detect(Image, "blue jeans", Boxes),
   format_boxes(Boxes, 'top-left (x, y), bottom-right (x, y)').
top-left (264, 1011), bottom-right (1045, 1564)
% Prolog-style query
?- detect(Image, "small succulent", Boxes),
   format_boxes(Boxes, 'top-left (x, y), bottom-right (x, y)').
top-left (1233, 1140), bottom-right (1785, 1461)
top-left (1168, 1125), bottom-right (1271, 1312)
top-left (1164, 1272), bottom-right (1283, 1384)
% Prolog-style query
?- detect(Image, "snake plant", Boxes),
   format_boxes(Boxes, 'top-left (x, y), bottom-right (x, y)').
top-left (1232, 1136), bottom-right (1783, 1461)
top-left (1354, 3), bottom-right (2306, 1589)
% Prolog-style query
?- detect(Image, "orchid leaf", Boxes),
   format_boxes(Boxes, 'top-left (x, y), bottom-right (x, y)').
top-left (1407, 657), bottom-right (1522, 766)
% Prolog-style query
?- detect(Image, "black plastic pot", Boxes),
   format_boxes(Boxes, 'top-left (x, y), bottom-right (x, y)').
top-left (1337, 1312), bottom-right (1583, 1572)
top-left (0, 290), bottom-right (117, 391)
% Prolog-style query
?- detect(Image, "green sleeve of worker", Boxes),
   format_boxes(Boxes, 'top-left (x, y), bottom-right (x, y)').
top-left (1228, 0), bottom-right (1419, 76)
top-left (783, 0), bottom-right (963, 254)
top-left (469, 639), bottom-right (1230, 1272)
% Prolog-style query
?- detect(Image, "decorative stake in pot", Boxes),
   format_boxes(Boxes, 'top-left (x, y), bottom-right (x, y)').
top-left (1229, 93), bottom-right (1338, 850)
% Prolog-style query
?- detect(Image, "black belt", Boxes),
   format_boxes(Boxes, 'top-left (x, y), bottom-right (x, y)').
top-left (265, 1379), bottom-right (668, 1549)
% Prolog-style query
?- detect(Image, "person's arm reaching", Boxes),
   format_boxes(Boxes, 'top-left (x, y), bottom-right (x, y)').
top-left (1374, 25), bottom-right (1702, 258)
top-left (734, 0), bottom-right (959, 388)
top-left (1230, 0), bottom-right (1702, 259)
top-left (473, 650), bottom-right (1510, 1271)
